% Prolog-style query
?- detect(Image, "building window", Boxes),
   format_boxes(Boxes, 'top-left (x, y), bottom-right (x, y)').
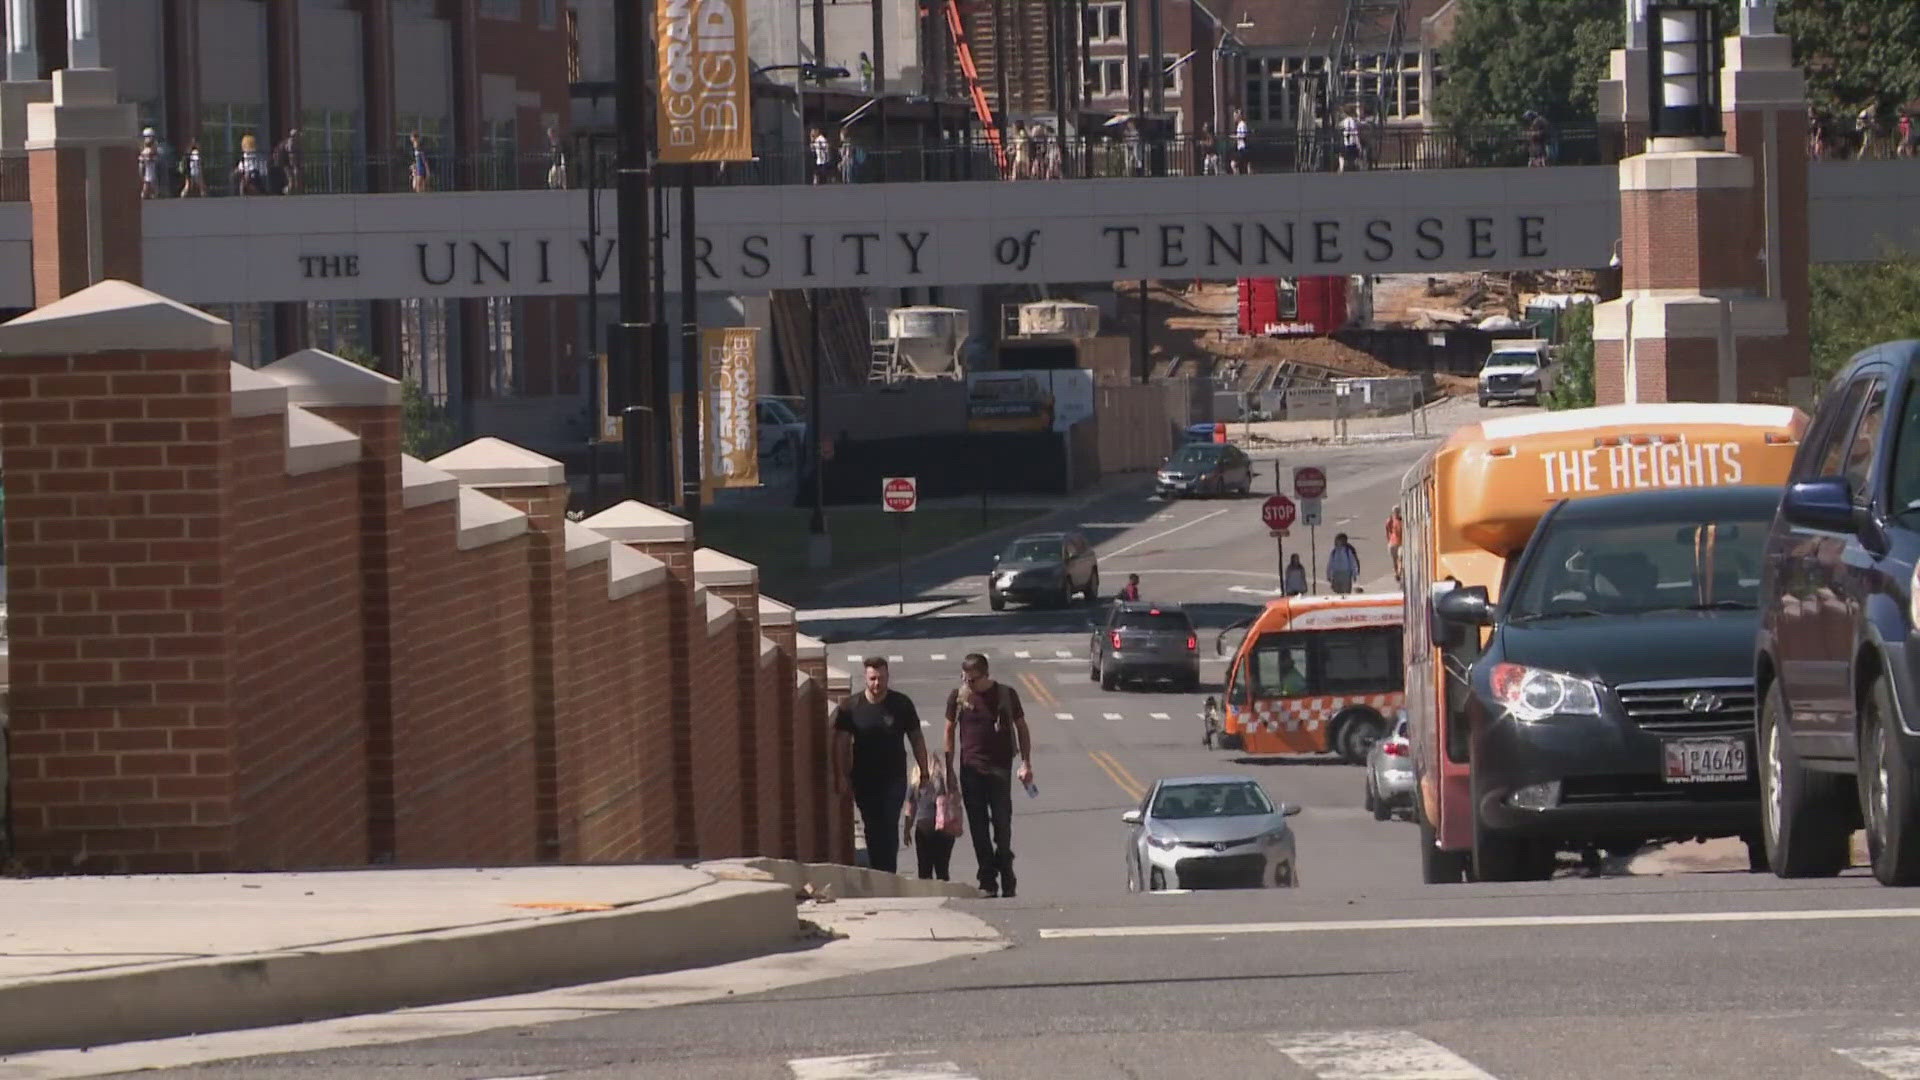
top-left (538, 0), bottom-right (556, 28)
top-left (199, 102), bottom-right (267, 191)
top-left (479, 0), bottom-right (519, 19)
top-left (307, 301), bottom-right (368, 356)
top-left (1401, 73), bottom-right (1421, 118)
top-left (400, 298), bottom-right (451, 403)
top-left (1083, 2), bottom-right (1124, 44)
top-left (478, 118), bottom-right (517, 190)
top-left (196, 303), bottom-right (271, 367)
top-left (1084, 57), bottom-right (1125, 98)
top-left (484, 296), bottom-right (520, 396)
top-left (1133, 54), bottom-right (1181, 97)
top-left (301, 107), bottom-right (363, 193)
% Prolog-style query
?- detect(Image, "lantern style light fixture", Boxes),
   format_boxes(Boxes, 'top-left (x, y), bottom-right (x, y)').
top-left (1647, 3), bottom-right (1722, 138)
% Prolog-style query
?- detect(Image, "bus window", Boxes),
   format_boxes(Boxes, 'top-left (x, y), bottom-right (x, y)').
top-left (1250, 639), bottom-right (1310, 698)
top-left (1317, 627), bottom-right (1401, 694)
top-left (1226, 659), bottom-right (1248, 707)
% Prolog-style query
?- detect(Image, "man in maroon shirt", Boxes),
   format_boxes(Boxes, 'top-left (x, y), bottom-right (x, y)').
top-left (943, 653), bottom-right (1035, 897)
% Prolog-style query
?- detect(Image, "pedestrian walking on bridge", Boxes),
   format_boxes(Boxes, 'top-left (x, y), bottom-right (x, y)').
top-left (945, 654), bottom-right (1034, 897)
top-left (831, 657), bottom-right (929, 875)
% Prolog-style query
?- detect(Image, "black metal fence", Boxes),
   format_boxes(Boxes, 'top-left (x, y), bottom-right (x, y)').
top-left (58, 123), bottom-right (1640, 204)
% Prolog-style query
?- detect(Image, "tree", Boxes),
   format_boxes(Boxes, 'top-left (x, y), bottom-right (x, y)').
top-left (1545, 300), bottom-right (1597, 411)
top-left (1809, 255), bottom-right (1920, 384)
top-left (334, 345), bottom-right (460, 459)
top-left (1781, 1), bottom-right (1920, 120)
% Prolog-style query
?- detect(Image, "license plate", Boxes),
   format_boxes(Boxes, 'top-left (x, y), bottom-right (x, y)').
top-left (1663, 737), bottom-right (1748, 783)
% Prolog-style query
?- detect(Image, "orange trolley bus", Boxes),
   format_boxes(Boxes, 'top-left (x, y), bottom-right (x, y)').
top-left (1401, 403), bottom-right (1808, 882)
top-left (1212, 593), bottom-right (1405, 763)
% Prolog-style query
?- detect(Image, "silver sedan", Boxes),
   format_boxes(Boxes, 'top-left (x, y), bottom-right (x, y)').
top-left (1123, 775), bottom-right (1301, 891)
top-left (1365, 714), bottom-right (1415, 821)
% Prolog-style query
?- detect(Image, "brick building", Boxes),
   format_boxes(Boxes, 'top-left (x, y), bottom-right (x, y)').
top-left (2, 0), bottom-right (581, 446)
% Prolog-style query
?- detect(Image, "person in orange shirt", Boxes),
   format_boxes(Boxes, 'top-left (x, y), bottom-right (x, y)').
top-left (1386, 508), bottom-right (1403, 581)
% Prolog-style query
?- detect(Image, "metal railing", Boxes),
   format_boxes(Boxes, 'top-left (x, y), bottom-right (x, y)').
top-left (56, 123), bottom-right (1635, 204)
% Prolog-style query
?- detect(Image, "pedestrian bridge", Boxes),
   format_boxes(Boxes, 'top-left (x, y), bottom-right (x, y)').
top-left (0, 160), bottom-right (1914, 305)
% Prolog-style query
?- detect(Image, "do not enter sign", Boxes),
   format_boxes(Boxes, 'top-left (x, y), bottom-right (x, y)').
top-left (882, 476), bottom-right (918, 512)
top-left (1261, 494), bottom-right (1297, 531)
top-left (1293, 466), bottom-right (1327, 500)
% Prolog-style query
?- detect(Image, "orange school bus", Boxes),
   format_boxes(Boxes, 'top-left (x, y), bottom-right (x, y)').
top-left (1400, 403), bottom-right (1807, 883)
top-left (1217, 593), bottom-right (1405, 763)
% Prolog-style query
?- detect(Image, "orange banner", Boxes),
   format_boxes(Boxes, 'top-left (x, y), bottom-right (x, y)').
top-left (655, 0), bottom-right (753, 164)
top-left (704, 327), bottom-right (759, 488)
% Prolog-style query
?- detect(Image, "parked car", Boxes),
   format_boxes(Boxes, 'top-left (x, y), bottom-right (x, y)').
top-left (1756, 343), bottom-right (1920, 885)
top-left (1477, 339), bottom-right (1555, 407)
top-left (1122, 775), bottom-right (1302, 891)
top-left (757, 397), bottom-right (807, 468)
top-left (1156, 442), bottom-right (1255, 499)
top-left (1364, 713), bottom-right (1415, 821)
top-left (988, 531), bottom-right (1099, 610)
top-left (1090, 602), bottom-right (1200, 691)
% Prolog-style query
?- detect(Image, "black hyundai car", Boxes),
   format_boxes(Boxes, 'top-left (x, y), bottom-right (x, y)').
top-left (1434, 485), bottom-right (1783, 880)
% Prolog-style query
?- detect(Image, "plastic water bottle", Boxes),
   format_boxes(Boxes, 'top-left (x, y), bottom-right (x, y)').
top-left (1023, 778), bottom-right (1038, 798)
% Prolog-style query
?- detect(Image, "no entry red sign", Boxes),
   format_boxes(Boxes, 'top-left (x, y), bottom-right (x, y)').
top-left (882, 476), bottom-right (918, 512)
top-left (1293, 466), bottom-right (1327, 499)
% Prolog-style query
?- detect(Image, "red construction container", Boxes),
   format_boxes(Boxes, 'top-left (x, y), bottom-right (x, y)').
top-left (1295, 275), bottom-right (1349, 334)
top-left (1237, 277), bottom-right (1280, 336)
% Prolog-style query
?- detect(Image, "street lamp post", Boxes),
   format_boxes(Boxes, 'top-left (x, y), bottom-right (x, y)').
top-left (612, 0), bottom-right (658, 505)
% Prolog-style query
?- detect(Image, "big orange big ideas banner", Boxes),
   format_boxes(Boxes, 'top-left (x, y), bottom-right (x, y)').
top-left (704, 327), bottom-right (759, 488)
top-left (656, 0), bottom-right (752, 163)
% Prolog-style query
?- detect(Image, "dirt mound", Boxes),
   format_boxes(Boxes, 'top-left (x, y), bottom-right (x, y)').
top-left (1217, 334), bottom-right (1401, 378)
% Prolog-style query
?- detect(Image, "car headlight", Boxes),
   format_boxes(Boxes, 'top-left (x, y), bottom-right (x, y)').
top-left (1488, 662), bottom-right (1601, 722)
top-left (1146, 833), bottom-right (1180, 850)
top-left (1260, 829), bottom-right (1289, 844)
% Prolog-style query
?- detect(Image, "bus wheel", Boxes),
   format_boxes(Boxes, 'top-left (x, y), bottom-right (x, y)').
top-left (1419, 821), bottom-right (1467, 884)
top-left (1335, 710), bottom-right (1386, 764)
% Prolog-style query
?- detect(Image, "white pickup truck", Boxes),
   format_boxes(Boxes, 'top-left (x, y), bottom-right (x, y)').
top-left (1477, 339), bottom-right (1554, 407)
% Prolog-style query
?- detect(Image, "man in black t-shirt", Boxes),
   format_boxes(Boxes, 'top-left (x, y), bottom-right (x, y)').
top-left (831, 656), bottom-right (929, 875)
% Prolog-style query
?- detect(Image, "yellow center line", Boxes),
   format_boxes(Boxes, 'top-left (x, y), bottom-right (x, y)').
top-left (1090, 749), bottom-right (1145, 801)
top-left (1020, 670), bottom-right (1057, 706)
top-left (1099, 749), bottom-right (1147, 797)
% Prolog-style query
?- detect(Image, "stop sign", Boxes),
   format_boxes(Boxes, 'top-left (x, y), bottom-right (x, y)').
top-left (1293, 466), bottom-right (1327, 500)
top-left (882, 476), bottom-right (918, 512)
top-left (1261, 494), bottom-right (1297, 531)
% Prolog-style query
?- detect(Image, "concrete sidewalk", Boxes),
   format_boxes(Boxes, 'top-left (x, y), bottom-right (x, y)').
top-left (0, 858), bottom-right (974, 1055)
top-left (1237, 395), bottom-right (1499, 447)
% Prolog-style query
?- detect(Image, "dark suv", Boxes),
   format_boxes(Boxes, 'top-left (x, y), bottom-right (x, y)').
top-left (1755, 341), bottom-right (1920, 886)
top-left (989, 531), bottom-right (1099, 610)
top-left (1090, 602), bottom-right (1201, 691)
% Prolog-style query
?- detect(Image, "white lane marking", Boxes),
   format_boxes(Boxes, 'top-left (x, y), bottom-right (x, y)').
top-left (1102, 508), bottom-right (1232, 557)
top-left (888, 655), bottom-right (904, 663)
top-left (1103, 712), bottom-right (1123, 720)
top-left (1836, 1031), bottom-right (1920, 1079)
top-left (845, 654), bottom-right (860, 662)
top-left (788, 1052), bottom-right (975, 1079)
top-left (1268, 1030), bottom-right (1496, 1079)
top-left (929, 653), bottom-right (947, 661)
top-left (1055, 649), bottom-right (1073, 658)
top-left (1038, 906), bottom-right (1920, 940)
top-left (1083, 568), bottom-right (1280, 578)
top-left (1151, 712), bottom-right (1171, 720)
top-left (1014, 650), bottom-right (1032, 659)
top-left (1055, 712), bottom-right (1075, 720)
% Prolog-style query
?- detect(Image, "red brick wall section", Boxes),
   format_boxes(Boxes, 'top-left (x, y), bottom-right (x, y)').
top-left (1726, 108), bottom-right (1813, 373)
top-left (690, 590), bottom-right (742, 858)
top-left (623, 581), bottom-right (678, 858)
top-left (477, 484), bottom-right (569, 861)
top-left (390, 503), bottom-right (538, 864)
top-left (755, 640), bottom-right (784, 856)
top-left (824, 675), bottom-right (855, 865)
top-left (1619, 187), bottom-right (1761, 295)
top-left (1594, 339), bottom-right (1626, 406)
top-left (710, 582), bottom-right (762, 854)
top-left (795, 655), bottom-right (828, 860)
top-left (762, 617), bottom-right (800, 858)
top-left (560, 560), bottom-right (642, 861)
top-left (226, 412), bottom-right (368, 869)
top-left (634, 538), bottom-right (698, 858)
top-left (305, 405), bottom-right (404, 862)
top-left (28, 148), bottom-right (89, 306)
top-left (0, 347), bottom-right (239, 873)
top-left (1656, 337), bottom-right (1721, 402)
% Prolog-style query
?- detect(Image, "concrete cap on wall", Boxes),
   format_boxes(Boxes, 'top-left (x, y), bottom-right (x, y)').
top-left (826, 666), bottom-right (851, 692)
top-left (608, 541), bottom-right (667, 600)
top-left (693, 547), bottom-right (759, 589)
top-left (25, 68), bottom-right (138, 151)
top-left (0, 279), bottom-right (231, 356)
top-left (401, 454), bottom-right (459, 510)
top-left (1621, 149), bottom-right (1753, 192)
top-left (285, 406), bottom-right (362, 477)
top-left (759, 635), bottom-right (780, 668)
top-left (578, 500), bottom-right (693, 544)
top-left (796, 669), bottom-right (815, 691)
top-left (456, 487), bottom-right (529, 551)
top-left (431, 437), bottom-right (565, 488)
top-left (757, 596), bottom-right (796, 627)
top-left (702, 587), bottom-right (738, 636)
top-left (794, 633), bottom-right (827, 662)
top-left (261, 348), bottom-right (403, 408)
top-left (230, 361), bottom-right (289, 419)
top-left (563, 521), bottom-right (613, 570)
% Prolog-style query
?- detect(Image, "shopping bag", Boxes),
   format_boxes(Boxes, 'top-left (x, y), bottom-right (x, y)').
top-left (935, 771), bottom-right (965, 838)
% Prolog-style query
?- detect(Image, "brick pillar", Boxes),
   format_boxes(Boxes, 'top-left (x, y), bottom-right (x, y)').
top-left (258, 348), bottom-right (404, 861)
top-left (694, 548), bottom-right (763, 855)
top-left (26, 68), bottom-right (142, 305)
top-left (794, 634), bottom-right (829, 861)
top-left (0, 280), bottom-right (237, 873)
top-left (759, 596), bottom-right (799, 858)
top-left (579, 500), bottom-right (698, 858)
top-left (823, 661), bottom-right (854, 865)
top-left (433, 437), bottom-right (571, 861)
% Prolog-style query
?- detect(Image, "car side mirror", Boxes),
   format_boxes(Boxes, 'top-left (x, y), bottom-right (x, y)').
top-left (1121, 809), bottom-right (1143, 825)
top-left (1434, 584), bottom-right (1493, 627)
top-left (1780, 477), bottom-right (1855, 534)
top-left (1281, 804), bottom-right (1302, 817)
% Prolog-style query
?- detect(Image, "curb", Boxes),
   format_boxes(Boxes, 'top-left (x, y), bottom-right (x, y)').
top-left (0, 876), bottom-right (797, 1055)
top-left (808, 476), bottom-right (1156, 598)
top-left (698, 856), bottom-right (981, 901)
top-left (796, 597), bottom-right (971, 643)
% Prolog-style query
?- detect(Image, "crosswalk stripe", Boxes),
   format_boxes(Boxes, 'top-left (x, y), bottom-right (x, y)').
top-left (888, 655), bottom-right (904, 663)
top-left (1055, 712), bottom-right (1074, 720)
top-left (1836, 1032), bottom-right (1920, 1079)
top-left (1151, 712), bottom-right (1171, 720)
top-left (929, 653), bottom-right (946, 661)
top-left (844, 654), bottom-right (860, 662)
top-left (788, 1052), bottom-right (975, 1079)
top-left (1103, 712), bottom-right (1123, 720)
top-left (1055, 649), bottom-right (1073, 657)
top-left (1267, 1030), bottom-right (1497, 1079)
top-left (1014, 650), bottom-right (1031, 659)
